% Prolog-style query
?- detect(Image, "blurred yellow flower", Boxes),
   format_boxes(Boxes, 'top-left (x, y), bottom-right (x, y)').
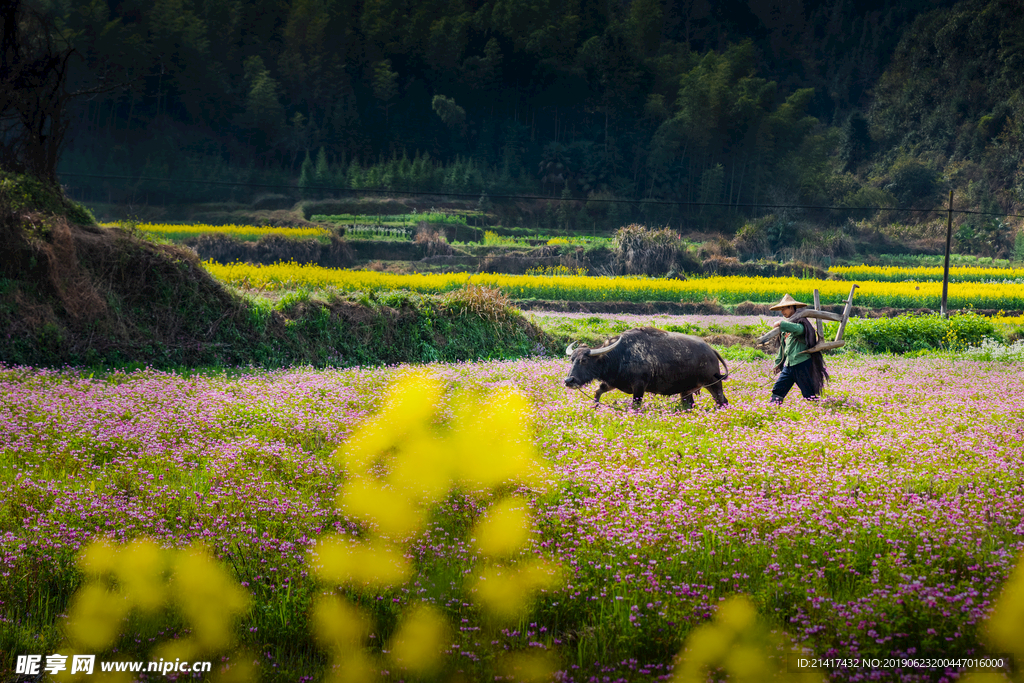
top-left (501, 651), bottom-right (560, 683)
top-left (338, 480), bottom-right (424, 539)
top-left (173, 547), bottom-right (252, 652)
top-left (311, 535), bottom-right (412, 588)
top-left (118, 539), bottom-right (167, 612)
top-left (63, 541), bottom-right (252, 673)
top-left (985, 552), bottom-right (1024, 662)
top-left (389, 605), bottom-right (449, 674)
top-left (77, 539), bottom-right (118, 578)
top-left (472, 498), bottom-right (531, 557)
top-left (672, 596), bottom-right (822, 683)
top-left (312, 594), bottom-right (372, 651)
top-left (311, 371), bottom-right (563, 678)
top-left (471, 561), bottom-right (561, 620)
top-left (64, 584), bottom-right (130, 651)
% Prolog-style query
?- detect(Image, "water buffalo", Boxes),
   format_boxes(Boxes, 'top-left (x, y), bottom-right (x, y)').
top-left (563, 327), bottom-right (729, 409)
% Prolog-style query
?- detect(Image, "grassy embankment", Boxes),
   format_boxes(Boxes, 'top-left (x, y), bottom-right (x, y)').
top-left (204, 261), bottom-right (1024, 354)
top-left (0, 174), bottom-right (549, 369)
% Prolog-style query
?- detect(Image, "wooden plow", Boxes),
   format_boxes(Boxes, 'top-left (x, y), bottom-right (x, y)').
top-left (755, 284), bottom-right (859, 355)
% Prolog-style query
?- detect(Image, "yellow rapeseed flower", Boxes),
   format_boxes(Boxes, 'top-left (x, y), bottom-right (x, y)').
top-left (833, 264), bottom-right (1024, 283)
top-left (472, 498), bottom-right (531, 558)
top-left (984, 551), bottom-right (1024, 661)
top-left (311, 535), bottom-right (412, 588)
top-left (337, 480), bottom-right (425, 539)
top-left (389, 605), bottom-right (450, 675)
top-left (310, 371), bottom-right (564, 677)
top-left (471, 561), bottom-right (561, 620)
top-left (202, 261), bottom-right (1024, 309)
top-left (312, 594), bottom-right (372, 652)
top-left (311, 596), bottom-right (379, 683)
top-left (173, 547), bottom-right (252, 652)
top-left (117, 539), bottom-right (167, 612)
top-left (388, 432), bottom-right (454, 500)
top-left (110, 222), bottom-right (329, 242)
top-left (336, 371), bottom-right (443, 476)
top-left (64, 584), bottom-right (130, 651)
top-left (500, 651), bottom-right (560, 683)
top-left (77, 538), bottom-right (118, 578)
top-left (451, 388), bottom-right (544, 488)
top-left (62, 540), bottom-right (253, 679)
top-left (672, 596), bottom-right (823, 683)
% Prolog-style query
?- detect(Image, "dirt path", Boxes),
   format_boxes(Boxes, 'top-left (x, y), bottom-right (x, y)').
top-left (522, 310), bottom-right (773, 328)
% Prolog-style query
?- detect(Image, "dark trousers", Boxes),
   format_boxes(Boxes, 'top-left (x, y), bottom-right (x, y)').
top-left (771, 360), bottom-right (818, 402)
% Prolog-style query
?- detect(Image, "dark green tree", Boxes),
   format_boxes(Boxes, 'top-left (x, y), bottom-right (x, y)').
top-left (315, 146), bottom-right (329, 184)
top-left (238, 56), bottom-right (285, 150)
top-left (839, 111), bottom-right (871, 172)
top-left (298, 150), bottom-right (315, 196)
top-left (372, 59), bottom-right (399, 128)
top-left (1, 0), bottom-right (79, 181)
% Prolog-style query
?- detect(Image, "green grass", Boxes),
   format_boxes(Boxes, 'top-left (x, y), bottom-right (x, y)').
top-left (529, 315), bottom-right (772, 361)
top-left (311, 211), bottom-right (469, 226)
top-left (837, 312), bottom-right (998, 353)
top-left (529, 311), bottom-right (1013, 359)
top-left (841, 253), bottom-right (1022, 269)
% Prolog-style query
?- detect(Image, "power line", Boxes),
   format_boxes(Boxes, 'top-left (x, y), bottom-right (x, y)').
top-left (58, 172), bottom-right (1024, 219)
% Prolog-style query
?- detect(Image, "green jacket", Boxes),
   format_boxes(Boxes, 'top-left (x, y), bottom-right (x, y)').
top-left (775, 320), bottom-right (811, 367)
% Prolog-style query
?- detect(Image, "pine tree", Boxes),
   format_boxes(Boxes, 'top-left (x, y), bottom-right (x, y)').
top-left (298, 151), bottom-right (315, 198)
top-left (840, 112), bottom-right (871, 172)
top-left (315, 147), bottom-right (329, 184)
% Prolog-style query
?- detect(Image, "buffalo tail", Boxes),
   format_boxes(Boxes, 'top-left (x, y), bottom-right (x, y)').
top-left (714, 348), bottom-right (730, 381)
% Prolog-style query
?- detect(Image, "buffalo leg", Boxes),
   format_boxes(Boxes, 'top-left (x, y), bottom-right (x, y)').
top-left (631, 390), bottom-right (644, 409)
top-left (680, 394), bottom-right (694, 410)
top-left (593, 382), bottom-right (613, 403)
top-left (708, 382), bottom-right (728, 408)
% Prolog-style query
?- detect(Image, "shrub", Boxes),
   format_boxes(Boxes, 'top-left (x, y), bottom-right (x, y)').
top-left (612, 224), bottom-right (694, 275)
top-left (732, 214), bottom-right (793, 257)
top-left (700, 257), bottom-right (831, 279)
top-left (524, 265), bottom-right (588, 277)
top-left (842, 186), bottom-right (897, 219)
top-left (442, 284), bottom-right (515, 330)
top-left (299, 199), bottom-right (410, 220)
top-left (0, 171), bottom-right (95, 225)
top-left (483, 231), bottom-right (528, 246)
top-left (251, 194), bottom-right (294, 210)
top-left (956, 216), bottom-right (1011, 258)
top-left (846, 312), bottom-right (996, 353)
top-left (414, 227), bottom-right (453, 257)
top-left (885, 158), bottom-right (940, 207)
top-left (695, 236), bottom-right (737, 260)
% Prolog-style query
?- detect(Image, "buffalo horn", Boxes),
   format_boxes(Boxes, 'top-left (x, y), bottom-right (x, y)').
top-left (588, 336), bottom-right (622, 357)
top-left (565, 342), bottom-right (578, 356)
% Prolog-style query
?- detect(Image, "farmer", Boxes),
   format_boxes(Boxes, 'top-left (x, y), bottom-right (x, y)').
top-left (768, 294), bottom-right (829, 404)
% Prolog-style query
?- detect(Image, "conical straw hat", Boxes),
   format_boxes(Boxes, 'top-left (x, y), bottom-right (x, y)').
top-left (769, 293), bottom-right (809, 311)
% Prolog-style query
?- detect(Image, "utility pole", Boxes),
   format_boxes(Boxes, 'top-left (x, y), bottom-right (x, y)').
top-left (941, 190), bottom-right (953, 318)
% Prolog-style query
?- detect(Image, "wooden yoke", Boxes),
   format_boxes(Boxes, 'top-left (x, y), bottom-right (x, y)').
top-left (813, 290), bottom-right (824, 340)
top-left (755, 284), bottom-right (858, 354)
top-left (755, 308), bottom-right (841, 345)
top-left (802, 284), bottom-right (859, 355)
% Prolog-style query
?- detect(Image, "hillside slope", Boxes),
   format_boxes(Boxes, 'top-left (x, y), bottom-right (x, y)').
top-left (0, 175), bottom-right (549, 368)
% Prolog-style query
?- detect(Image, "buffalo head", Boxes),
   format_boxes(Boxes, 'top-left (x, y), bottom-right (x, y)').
top-left (563, 337), bottom-right (622, 388)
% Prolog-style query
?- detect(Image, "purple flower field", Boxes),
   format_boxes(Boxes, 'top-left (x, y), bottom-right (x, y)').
top-left (1, 355), bottom-right (1022, 682)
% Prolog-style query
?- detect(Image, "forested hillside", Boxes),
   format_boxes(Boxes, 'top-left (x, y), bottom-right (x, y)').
top-left (40, 0), bottom-right (1024, 247)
